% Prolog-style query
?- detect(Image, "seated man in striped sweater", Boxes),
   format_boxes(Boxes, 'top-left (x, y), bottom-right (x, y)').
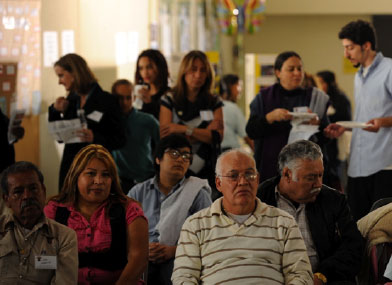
top-left (172, 149), bottom-right (313, 284)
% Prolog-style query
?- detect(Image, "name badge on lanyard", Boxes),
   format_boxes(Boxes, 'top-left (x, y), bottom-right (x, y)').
top-left (35, 255), bottom-right (57, 269)
top-left (200, 110), bottom-right (213, 121)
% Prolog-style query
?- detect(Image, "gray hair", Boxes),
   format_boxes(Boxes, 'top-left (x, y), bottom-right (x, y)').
top-left (215, 148), bottom-right (256, 176)
top-left (278, 140), bottom-right (323, 180)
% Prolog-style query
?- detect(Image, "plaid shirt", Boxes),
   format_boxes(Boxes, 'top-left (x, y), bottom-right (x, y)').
top-left (275, 186), bottom-right (319, 271)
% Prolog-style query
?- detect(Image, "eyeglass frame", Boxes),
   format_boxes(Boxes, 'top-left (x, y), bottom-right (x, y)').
top-left (217, 171), bottom-right (258, 183)
top-left (164, 148), bottom-right (193, 162)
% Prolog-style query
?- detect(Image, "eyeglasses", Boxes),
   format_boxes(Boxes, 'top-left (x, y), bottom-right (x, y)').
top-left (219, 172), bottom-right (258, 182)
top-left (165, 149), bottom-right (192, 162)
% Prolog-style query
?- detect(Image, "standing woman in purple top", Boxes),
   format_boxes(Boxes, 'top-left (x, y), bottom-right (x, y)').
top-left (246, 51), bottom-right (330, 183)
top-left (134, 49), bottom-right (170, 120)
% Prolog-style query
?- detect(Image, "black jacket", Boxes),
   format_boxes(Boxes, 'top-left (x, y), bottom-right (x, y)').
top-left (49, 83), bottom-right (126, 190)
top-left (0, 109), bottom-right (15, 173)
top-left (257, 176), bottom-right (364, 283)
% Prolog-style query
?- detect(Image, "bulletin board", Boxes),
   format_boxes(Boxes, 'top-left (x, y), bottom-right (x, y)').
top-left (0, 62), bottom-right (17, 117)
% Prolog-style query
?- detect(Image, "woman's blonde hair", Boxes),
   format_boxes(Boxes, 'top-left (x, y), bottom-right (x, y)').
top-left (54, 53), bottom-right (97, 94)
top-left (49, 144), bottom-right (127, 210)
top-left (172, 50), bottom-right (215, 107)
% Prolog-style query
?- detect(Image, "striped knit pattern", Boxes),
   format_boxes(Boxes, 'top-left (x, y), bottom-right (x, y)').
top-left (172, 198), bottom-right (313, 284)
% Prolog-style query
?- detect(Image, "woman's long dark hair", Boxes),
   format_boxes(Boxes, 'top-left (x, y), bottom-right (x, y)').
top-left (172, 50), bottom-right (215, 108)
top-left (135, 49), bottom-right (170, 93)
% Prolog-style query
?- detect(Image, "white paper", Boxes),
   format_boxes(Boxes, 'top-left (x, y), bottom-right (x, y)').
top-left (43, 31), bottom-right (58, 67)
top-left (61, 30), bottom-right (75, 55)
top-left (8, 109), bottom-right (26, 144)
top-left (6, 65), bottom-right (15, 75)
top-left (2, 82), bottom-right (11, 91)
top-left (35, 256), bottom-right (57, 270)
top-left (288, 117), bottom-right (319, 144)
top-left (48, 119), bottom-right (84, 143)
top-left (87, 110), bottom-right (103, 123)
top-left (115, 32), bottom-right (127, 65)
top-left (127, 31), bottom-right (139, 62)
top-left (384, 255), bottom-right (392, 280)
top-left (200, 110), bottom-right (214, 121)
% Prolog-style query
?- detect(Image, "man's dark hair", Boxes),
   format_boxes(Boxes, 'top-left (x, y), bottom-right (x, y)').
top-left (219, 74), bottom-right (239, 98)
top-left (111, 79), bottom-right (132, 94)
top-left (1, 161), bottom-right (44, 195)
top-left (338, 20), bottom-right (377, 50)
top-left (154, 134), bottom-right (192, 174)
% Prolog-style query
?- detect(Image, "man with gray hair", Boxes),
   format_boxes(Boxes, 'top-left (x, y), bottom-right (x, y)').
top-left (258, 140), bottom-right (363, 284)
top-left (172, 148), bottom-right (313, 284)
top-left (0, 161), bottom-right (78, 284)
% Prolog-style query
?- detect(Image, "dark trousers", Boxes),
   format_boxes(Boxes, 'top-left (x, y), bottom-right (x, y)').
top-left (347, 170), bottom-right (392, 221)
top-left (147, 259), bottom-right (174, 285)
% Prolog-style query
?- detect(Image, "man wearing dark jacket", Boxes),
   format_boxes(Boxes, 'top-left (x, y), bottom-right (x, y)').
top-left (257, 140), bottom-right (363, 284)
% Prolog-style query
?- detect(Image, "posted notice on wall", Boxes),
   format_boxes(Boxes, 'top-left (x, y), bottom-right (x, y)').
top-left (43, 31), bottom-right (58, 67)
top-left (61, 30), bottom-right (75, 56)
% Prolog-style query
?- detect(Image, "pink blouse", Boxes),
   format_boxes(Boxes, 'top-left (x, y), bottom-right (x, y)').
top-left (44, 199), bottom-right (146, 285)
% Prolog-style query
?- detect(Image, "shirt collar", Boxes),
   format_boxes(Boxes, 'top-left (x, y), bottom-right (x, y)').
top-left (210, 197), bottom-right (261, 217)
top-left (2, 213), bottom-right (50, 235)
top-left (275, 185), bottom-right (305, 209)
top-left (359, 52), bottom-right (383, 78)
top-left (150, 175), bottom-right (186, 196)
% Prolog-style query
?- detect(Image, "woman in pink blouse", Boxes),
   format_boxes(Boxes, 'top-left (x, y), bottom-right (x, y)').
top-left (45, 144), bottom-right (148, 285)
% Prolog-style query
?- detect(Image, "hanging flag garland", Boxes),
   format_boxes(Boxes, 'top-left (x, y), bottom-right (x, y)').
top-left (217, 0), bottom-right (266, 35)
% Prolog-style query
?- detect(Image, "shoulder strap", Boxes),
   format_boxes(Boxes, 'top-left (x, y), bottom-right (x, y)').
top-left (54, 206), bottom-right (70, 226)
top-left (78, 203), bottom-right (127, 270)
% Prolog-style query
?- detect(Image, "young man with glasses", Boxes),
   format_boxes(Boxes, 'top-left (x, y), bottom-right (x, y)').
top-left (258, 140), bottom-right (363, 284)
top-left (172, 149), bottom-right (313, 284)
top-left (111, 79), bottom-right (160, 192)
top-left (128, 134), bottom-right (212, 285)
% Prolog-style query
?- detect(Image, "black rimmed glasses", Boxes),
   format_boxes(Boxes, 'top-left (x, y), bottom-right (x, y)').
top-left (164, 149), bottom-right (192, 162)
top-left (219, 171), bottom-right (258, 183)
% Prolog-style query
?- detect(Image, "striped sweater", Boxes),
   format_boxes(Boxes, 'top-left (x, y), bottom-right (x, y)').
top-left (172, 197), bottom-right (313, 284)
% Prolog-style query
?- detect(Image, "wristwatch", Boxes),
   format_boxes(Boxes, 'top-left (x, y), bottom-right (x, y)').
top-left (185, 126), bottom-right (194, 136)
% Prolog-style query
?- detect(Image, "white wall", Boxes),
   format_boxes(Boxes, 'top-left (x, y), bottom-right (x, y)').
top-left (266, 0), bottom-right (392, 15)
top-left (40, 0), bottom-right (150, 196)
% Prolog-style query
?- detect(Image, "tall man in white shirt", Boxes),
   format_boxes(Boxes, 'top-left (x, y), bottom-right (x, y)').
top-left (325, 20), bottom-right (392, 220)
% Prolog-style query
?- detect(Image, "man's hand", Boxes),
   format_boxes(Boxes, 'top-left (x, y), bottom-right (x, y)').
top-left (53, 97), bottom-right (69, 113)
top-left (266, 108), bottom-right (292, 124)
top-left (324, 123), bottom-right (346, 138)
top-left (149, 242), bottom-right (176, 264)
top-left (363, 118), bottom-right (381, 132)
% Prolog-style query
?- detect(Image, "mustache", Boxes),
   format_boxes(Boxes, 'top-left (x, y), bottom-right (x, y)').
top-left (21, 199), bottom-right (41, 211)
top-left (310, 187), bottom-right (321, 194)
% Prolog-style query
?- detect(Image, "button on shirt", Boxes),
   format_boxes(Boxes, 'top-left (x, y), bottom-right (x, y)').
top-left (275, 187), bottom-right (319, 271)
top-left (349, 52), bottom-right (392, 177)
top-left (128, 176), bottom-right (212, 243)
top-left (0, 214), bottom-right (78, 285)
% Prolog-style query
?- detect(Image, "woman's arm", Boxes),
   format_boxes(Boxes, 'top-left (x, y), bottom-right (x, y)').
top-left (116, 217), bottom-right (149, 285)
top-left (160, 105), bottom-right (224, 144)
top-left (191, 107), bottom-right (223, 144)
